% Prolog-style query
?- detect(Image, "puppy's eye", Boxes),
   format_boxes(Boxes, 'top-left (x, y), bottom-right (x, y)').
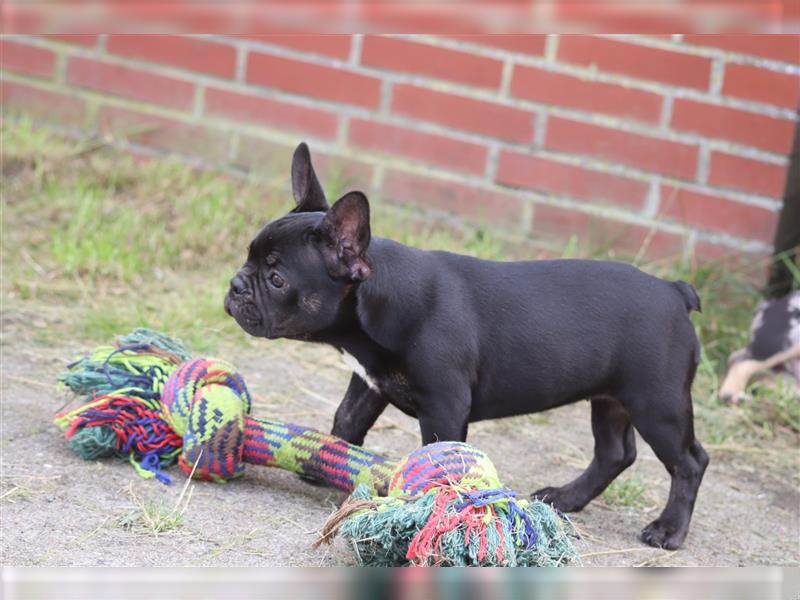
top-left (268, 273), bottom-right (285, 288)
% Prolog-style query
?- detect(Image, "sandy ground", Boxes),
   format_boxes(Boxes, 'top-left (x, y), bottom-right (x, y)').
top-left (2, 319), bottom-right (799, 567)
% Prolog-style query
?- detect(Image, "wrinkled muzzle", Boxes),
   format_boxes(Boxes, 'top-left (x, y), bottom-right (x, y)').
top-left (225, 274), bottom-right (266, 337)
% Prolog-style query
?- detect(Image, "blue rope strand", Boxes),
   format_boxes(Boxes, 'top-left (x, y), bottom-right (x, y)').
top-left (454, 487), bottom-right (539, 549)
top-left (140, 451), bottom-right (172, 485)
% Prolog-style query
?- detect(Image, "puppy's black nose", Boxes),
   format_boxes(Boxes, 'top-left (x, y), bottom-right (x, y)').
top-left (230, 275), bottom-right (247, 296)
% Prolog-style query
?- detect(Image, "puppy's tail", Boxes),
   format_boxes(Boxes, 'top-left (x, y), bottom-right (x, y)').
top-left (672, 280), bottom-right (702, 313)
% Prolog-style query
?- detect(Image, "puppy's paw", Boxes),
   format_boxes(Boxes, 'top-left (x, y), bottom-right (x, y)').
top-left (531, 486), bottom-right (586, 513)
top-left (640, 519), bottom-right (686, 550)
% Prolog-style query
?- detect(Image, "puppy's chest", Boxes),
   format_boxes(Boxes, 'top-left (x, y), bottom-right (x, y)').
top-left (340, 351), bottom-right (416, 415)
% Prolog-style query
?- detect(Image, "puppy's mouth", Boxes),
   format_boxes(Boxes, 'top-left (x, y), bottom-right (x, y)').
top-left (225, 294), bottom-right (266, 336)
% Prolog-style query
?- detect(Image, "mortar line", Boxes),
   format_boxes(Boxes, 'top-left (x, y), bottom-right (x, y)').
top-left (544, 35), bottom-right (559, 62)
top-left (696, 144), bottom-right (712, 184)
top-left (709, 58), bottom-right (725, 96)
top-left (193, 84), bottom-right (205, 119)
top-left (499, 60), bottom-right (514, 98)
top-left (642, 179), bottom-right (662, 219)
top-left (337, 115), bottom-right (350, 148)
top-left (659, 96), bottom-right (674, 131)
top-left (349, 34), bottom-right (363, 66)
top-left (1, 71), bottom-right (785, 212)
top-left (5, 109), bottom-right (775, 255)
top-left (24, 34), bottom-right (798, 128)
top-left (235, 43), bottom-right (248, 82)
top-left (484, 144), bottom-right (501, 181)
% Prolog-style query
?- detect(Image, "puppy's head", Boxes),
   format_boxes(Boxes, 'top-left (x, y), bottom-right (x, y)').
top-left (224, 143), bottom-right (372, 340)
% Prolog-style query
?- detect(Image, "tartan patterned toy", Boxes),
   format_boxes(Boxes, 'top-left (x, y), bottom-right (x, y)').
top-left (55, 329), bottom-right (577, 566)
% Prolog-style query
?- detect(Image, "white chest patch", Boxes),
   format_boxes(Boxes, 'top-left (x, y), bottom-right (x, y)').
top-left (341, 351), bottom-right (380, 392)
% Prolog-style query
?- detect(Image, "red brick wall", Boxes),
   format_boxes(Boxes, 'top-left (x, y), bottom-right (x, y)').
top-left (2, 34), bottom-right (798, 261)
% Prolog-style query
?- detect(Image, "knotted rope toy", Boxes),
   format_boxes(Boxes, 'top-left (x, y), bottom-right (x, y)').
top-left (55, 329), bottom-right (577, 566)
top-left (317, 442), bottom-right (577, 566)
top-left (56, 329), bottom-right (392, 492)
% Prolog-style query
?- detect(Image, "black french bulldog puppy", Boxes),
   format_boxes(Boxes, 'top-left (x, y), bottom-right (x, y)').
top-left (225, 142), bottom-right (709, 550)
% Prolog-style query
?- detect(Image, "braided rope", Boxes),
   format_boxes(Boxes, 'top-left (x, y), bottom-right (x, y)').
top-left (57, 348), bottom-right (395, 493)
top-left (159, 358), bottom-right (394, 492)
top-left (243, 417), bottom-right (394, 494)
top-left (55, 330), bottom-right (578, 566)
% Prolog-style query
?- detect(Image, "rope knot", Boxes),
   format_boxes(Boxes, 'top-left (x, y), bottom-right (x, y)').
top-left (160, 358), bottom-right (252, 481)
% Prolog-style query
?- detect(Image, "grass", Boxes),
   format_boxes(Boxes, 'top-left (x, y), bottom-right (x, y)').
top-left (601, 473), bottom-right (650, 509)
top-left (2, 117), bottom-right (510, 351)
top-left (746, 376), bottom-right (800, 434)
top-left (114, 457), bottom-right (197, 537)
top-left (2, 116), bottom-right (798, 462)
top-left (115, 482), bottom-right (191, 536)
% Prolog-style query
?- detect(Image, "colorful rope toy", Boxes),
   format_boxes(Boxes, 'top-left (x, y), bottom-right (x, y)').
top-left (55, 329), bottom-right (577, 567)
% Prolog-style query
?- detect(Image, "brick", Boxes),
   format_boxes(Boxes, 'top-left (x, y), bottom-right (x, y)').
top-left (683, 34), bottom-right (800, 65)
top-left (532, 203), bottom-right (687, 259)
top-left (708, 152), bottom-right (787, 198)
top-left (96, 105), bottom-right (229, 162)
top-left (2, 6), bottom-right (42, 31)
top-left (243, 35), bottom-right (351, 59)
top-left (0, 39), bottom-right (55, 78)
top-left (693, 241), bottom-right (770, 270)
top-left (671, 99), bottom-right (795, 154)
top-left (496, 151), bottom-right (648, 209)
top-left (692, 240), bottom-right (735, 262)
top-left (391, 84), bottom-right (535, 143)
top-left (557, 35), bottom-right (712, 90)
top-left (510, 65), bottom-right (663, 124)
top-left (107, 35), bottom-right (237, 78)
top-left (382, 170), bottom-right (523, 227)
top-left (46, 34), bottom-right (98, 47)
top-left (204, 87), bottom-right (339, 140)
top-left (545, 116), bottom-right (699, 179)
top-left (234, 136), bottom-right (372, 195)
top-left (722, 63), bottom-right (800, 109)
top-left (445, 35), bottom-right (547, 56)
top-left (356, 10), bottom-right (480, 35)
top-left (532, 203), bottom-right (593, 239)
top-left (660, 185), bottom-right (778, 241)
top-left (302, 153), bottom-right (373, 197)
top-left (0, 80), bottom-right (85, 125)
top-left (247, 52), bottom-right (381, 109)
top-left (92, 5), bottom-right (226, 31)
top-left (349, 118), bottom-right (488, 175)
top-left (550, 6), bottom-right (696, 33)
top-left (360, 36), bottom-right (503, 89)
top-left (230, 137), bottom-right (294, 182)
top-left (66, 57), bottom-right (195, 110)
top-left (590, 221), bottom-right (688, 261)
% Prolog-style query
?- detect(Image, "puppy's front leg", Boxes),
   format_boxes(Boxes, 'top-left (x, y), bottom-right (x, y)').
top-left (415, 379), bottom-right (472, 445)
top-left (332, 373), bottom-right (389, 446)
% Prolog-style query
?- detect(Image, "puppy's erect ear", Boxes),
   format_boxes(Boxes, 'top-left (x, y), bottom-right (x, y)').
top-left (317, 191), bottom-right (372, 282)
top-left (291, 142), bottom-right (329, 213)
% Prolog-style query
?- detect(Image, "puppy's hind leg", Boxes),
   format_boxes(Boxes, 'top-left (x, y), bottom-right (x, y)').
top-left (532, 397), bottom-right (636, 512)
top-left (622, 386), bottom-right (709, 550)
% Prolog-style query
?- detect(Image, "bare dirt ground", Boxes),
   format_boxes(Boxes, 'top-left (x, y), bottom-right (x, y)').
top-left (2, 313), bottom-right (798, 568)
